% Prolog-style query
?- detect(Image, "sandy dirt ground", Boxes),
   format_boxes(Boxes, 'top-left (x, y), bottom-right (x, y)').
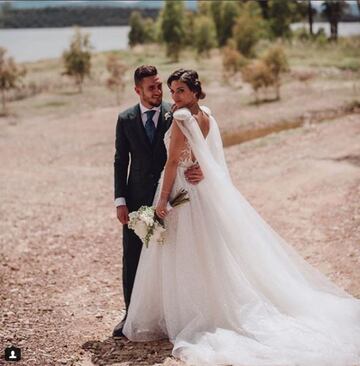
top-left (0, 103), bottom-right (359, 365)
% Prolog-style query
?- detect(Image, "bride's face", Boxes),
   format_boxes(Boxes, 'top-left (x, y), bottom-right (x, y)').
top-left (170, 80), bottom-right (197, 108)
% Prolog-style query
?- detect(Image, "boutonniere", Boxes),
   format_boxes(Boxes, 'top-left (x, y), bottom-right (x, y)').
top-left (164, 111), bottom-right (173, 121)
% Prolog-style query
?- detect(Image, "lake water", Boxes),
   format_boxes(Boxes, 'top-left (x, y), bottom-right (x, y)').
top-left (291, 21), bottom-right (360, 37)
top-left (0, 22), bottom-right (359, 63)
top-left (0, 26), bottom-right (130, 63)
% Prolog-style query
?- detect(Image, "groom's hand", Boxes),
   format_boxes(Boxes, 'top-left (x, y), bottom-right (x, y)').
top-left (117, 205), bottom-right (129, 225)
top-left (185, 163), bottom-right (204, 185)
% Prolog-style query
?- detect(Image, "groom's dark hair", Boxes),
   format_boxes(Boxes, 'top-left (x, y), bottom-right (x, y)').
top-left (134, 65), bottom-right (158, 86)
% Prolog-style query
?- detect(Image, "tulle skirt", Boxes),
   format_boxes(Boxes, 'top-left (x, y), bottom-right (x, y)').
top-left (123, 162), bottom-right (360, 366)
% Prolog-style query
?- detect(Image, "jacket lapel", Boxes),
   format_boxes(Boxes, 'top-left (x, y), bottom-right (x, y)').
top-left (153, 103), bottom-right (172, 151)
top-left (134, 104), bottom-right (152, 153)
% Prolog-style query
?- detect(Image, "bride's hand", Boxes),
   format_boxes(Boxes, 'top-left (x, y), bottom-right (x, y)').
top-left (156, 199), bottom-right (169, 219)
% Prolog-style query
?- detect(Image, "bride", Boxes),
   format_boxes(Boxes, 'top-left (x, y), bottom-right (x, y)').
top-left (122, 69), bottom-right (360, 366)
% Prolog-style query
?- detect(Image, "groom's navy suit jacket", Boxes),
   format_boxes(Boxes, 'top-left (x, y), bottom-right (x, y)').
top-left (114, 101), bottom-right (172, 312)
top-left (114, 101), bottom-right (172, 211)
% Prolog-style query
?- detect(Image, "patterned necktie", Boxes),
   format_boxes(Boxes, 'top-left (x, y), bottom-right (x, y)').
top-left (144, 110), bottom-right (156, 144)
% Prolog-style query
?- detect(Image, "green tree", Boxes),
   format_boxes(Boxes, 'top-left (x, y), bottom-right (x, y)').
top-left (154, 10), bottom-right (164, 43)
top-left (308, 0), bottom-right (314, 36)
top-left (128, 11), bottom-right (156, 46)
top-left (197, 0), bottom-right (211, 16)
top-left (240, 1), bottom-right (263, 17)
top-left (128, 11), bottom-right (146, 46)
top-left (160, 0), bottom-right (186, 61)
top-left (322, 0), bottom-right (348, 41)
top-left (210, 0), bottom-right (223, 46)
top-left (0, 47), bottom-right (26, 114)
top-left (232, 3), bottom-right (264, 57)
top-left (257, 0), bottom-right (269, 19)
top-left (143, 17), bottom-right (156, 43)
top-left (194, 15), bottom-right (217, 56)
top-left (62, 27), bottom-right (92, 93)
top-left (219, 1), bottom-right (239, 47)
top-left (183, 10), bottom-right (196, 47)
top-left (267, 0), bottom-right (297, 38)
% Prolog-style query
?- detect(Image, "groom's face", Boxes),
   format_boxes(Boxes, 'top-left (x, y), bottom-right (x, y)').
top-left (135, 75), bottom-right (163, 108)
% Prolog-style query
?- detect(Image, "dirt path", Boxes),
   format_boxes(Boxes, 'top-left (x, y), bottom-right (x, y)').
top-left (0, 107), bottom-right (359, 366)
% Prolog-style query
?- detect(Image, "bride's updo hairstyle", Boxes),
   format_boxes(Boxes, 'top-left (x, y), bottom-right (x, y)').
top-left (167, 69), bottom-right (206, 100)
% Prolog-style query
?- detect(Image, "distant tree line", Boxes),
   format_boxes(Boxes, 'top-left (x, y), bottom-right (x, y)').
top-left (126, 0), bottom-right (357, 103)
top-left (0, 6), bottom-right (159, 28)
top-left (0, 1), bottom-right (358, 29)
top-left (128, 0), bottom-right (356, 59)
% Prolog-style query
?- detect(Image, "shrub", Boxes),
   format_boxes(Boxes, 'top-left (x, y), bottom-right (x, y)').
top-left (160, 0), bottom-right (186, 61)
top-left (0, 47), bottom-right (26, 114)
top-left (128, 11), bottom-right (145, 47)
top-left (241, 44), bottom-right (289, 102)
top-left (129, 12), bottom-right (156, 46)
top-left (267, 0), bottom-right (297, 39)
top-left (232, 5), bottom-right (265, 58)
top-left (262, 45), bottom-right (289, 99)
top-left (222, 40), bottom-right (248, 76)
top-left (241, 60), bottom-right (275, 103)
top-left (106, 54), bottom-right (127, 104)
top-left (62, 27), bottom-right (92, 93)
top-left (194, 15), bottom-right (217, 56)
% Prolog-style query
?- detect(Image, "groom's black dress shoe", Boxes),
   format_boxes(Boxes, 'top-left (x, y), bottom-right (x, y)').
top-left (112, 317), bottom-right (127, 338)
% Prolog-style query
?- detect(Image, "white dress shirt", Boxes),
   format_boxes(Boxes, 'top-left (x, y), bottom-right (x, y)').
top-left (115, 102), bottom-right (161, 207)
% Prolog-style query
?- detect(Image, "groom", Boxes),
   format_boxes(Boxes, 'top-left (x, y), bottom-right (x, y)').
top-left (113, 65), bottom-right (203, 337)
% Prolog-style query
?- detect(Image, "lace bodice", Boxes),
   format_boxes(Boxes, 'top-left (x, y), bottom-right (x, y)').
top-left (164, 105), bottom-right (211, 168)
top-left (164, 129), bottom-right (195, 168)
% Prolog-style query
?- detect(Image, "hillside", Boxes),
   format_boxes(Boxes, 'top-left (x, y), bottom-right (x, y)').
top-left (0, 0), bottom-right (359, 29)
top-left (0, 6), bottom-right (159, 28)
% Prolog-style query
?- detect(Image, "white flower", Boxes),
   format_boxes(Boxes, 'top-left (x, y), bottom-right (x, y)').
top-left (133, 220), bottom-right (148, 239)
top-left (128, 211), bottom-right (138, 222)
top-left (128, 205), bottom-right (167, 247)
top-left (165, 111), bottom-right (172, 120)
top-left (139, 209), bottom-right (154, 226)
top-left (149, 223), bottom-right (166, 245)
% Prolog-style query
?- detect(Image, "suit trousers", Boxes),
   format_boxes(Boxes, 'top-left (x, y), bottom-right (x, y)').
top-left (122, 223), bottom-right (143, 313)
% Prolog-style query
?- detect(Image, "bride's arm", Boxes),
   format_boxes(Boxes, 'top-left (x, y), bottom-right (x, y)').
top-left (155, 120), bottom-right (186, 219)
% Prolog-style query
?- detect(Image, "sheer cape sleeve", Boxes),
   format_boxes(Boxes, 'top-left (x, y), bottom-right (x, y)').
top-left (173, 106), bottom-right (232, 181)
top-left (173, 106), bottom-right (356, 302)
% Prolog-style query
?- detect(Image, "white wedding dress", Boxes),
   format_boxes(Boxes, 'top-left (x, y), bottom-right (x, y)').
top-left (123, 106), bottom-right (360, 366)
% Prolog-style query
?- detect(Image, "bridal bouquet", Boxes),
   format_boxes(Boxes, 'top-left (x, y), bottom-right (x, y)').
top-left (128, 189), bottom-right (190, 248)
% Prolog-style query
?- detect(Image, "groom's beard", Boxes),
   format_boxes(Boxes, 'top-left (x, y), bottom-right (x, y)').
top-left (142, 94), bottom-right (162, 107)
top-left (148, 98), bottom-right (162, 107)
top-left (150, 101), bottom-right (162, 107)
